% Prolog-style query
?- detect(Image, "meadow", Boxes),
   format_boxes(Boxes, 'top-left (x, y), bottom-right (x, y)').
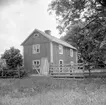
top-left (0, 76), bottom-right (106, 105)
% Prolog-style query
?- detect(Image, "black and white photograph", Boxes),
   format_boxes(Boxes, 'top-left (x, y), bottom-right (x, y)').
top-left (0, 0), bottom-right (106, 105)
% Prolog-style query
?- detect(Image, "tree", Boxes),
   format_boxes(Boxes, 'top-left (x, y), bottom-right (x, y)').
top-left (48, 0), bottom-right (106, 34)
top-left (1, 47), bottom-right (23, 69)
top-left (48, 0), bottom-right (106, 63)
top-left (63, 21), bottom-right (106, 68)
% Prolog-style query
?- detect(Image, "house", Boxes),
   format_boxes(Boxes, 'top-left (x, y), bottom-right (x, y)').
top-left (21, 29), bottom-right (77, 76)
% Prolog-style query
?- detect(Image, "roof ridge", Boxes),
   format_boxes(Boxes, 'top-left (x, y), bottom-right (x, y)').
top-left (21, 28), bottom-right (77, 50)
top-left (35, 29), bottom-right (76, 50)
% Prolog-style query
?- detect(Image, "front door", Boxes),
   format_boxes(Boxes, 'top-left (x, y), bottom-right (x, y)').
top-left (32, 60), bottom-right (40, 75)
top-left (41, 58), bottom-right (49, 75)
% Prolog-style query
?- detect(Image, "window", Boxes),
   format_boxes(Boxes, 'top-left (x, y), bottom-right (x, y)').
top-left (59, 60), bottom-right (63, 72)
top-left (70, 49), bottom-right (73, 57)
top-left (32, 60), bottom-right (40, 69)
top-left (59, 60), bottom-right (63, 65)
top-left (32, 44), bottom-right (40, 54)
top-left (34, 33), bottom-right (39, 37)
top-left (59, 45), bottom-right (63, 54)
top-left (36, 44), bottom-right (40, 53)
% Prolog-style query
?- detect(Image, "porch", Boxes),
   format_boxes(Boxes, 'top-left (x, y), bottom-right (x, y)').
top-left (31, 58), bottom-right (84, 77)
top-left (49, 63), bottom-right (84, 77)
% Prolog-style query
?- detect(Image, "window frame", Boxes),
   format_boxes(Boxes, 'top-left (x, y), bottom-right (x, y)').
top-left (34, 33), bottom-right (39, 37)
top-left (36, 44), bottom-right (40, 53)
top-left (32, 44), bottom-right (36, 54)
top-left (59, 45), bottom-right (63, 54)
top-left (32, 60), bottom-right (40, 69)
top-left (32, 44), bottom-right (40, 54)
top-left (59, 59), bottom-right (64, 65)
top-left (59, 59), bottom-right (64, 72)
top-left (70, 49), bottom-right (73, 57)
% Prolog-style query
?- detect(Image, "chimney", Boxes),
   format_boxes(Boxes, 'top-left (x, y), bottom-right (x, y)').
top-left (45, 30), bottom-right (51, 35)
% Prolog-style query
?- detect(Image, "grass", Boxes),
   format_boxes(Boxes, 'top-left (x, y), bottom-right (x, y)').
top-left (0, 76), bottom-right (106, 105)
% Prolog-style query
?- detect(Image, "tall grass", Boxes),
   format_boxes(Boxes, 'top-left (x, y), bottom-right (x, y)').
top-left (0, 77), bottom-right (106, 105)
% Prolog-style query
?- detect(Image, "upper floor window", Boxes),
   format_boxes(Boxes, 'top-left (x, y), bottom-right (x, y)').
top-left (32, 44), bottom-right (40, 54)
top-left (70, 49), bottom-right (73, 57)
top-left (59, 45), bottom-right (63, 54)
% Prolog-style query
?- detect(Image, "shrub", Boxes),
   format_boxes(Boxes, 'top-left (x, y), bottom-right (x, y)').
top-left (1, 47), bottom-right (23, 70)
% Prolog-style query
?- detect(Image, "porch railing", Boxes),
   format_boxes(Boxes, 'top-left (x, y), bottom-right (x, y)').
top-left (49, 63), bottom-right (84, 75)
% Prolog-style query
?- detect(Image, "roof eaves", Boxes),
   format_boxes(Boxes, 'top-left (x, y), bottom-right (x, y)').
top-left (21, 29), bottom-right (36, 46)
top-left (21, 28), bottom-right (77, 50)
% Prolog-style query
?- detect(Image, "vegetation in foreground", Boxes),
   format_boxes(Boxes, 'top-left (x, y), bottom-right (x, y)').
top-left (0, 76), bottom-right (106, 105)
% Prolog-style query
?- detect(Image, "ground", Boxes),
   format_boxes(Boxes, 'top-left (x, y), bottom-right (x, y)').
top-left (0, 76), bottom-right (106, 105)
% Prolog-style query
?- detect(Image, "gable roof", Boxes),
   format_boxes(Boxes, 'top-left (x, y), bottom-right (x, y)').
top-left (21, 29), bottom-right (77, 50)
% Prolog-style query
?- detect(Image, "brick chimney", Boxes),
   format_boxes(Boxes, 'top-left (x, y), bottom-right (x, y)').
top-left (45, 30), bottom-right (51, 35)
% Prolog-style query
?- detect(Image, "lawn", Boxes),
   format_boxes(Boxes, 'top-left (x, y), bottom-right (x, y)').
top-left (0, 76), bottom-right (106, 105)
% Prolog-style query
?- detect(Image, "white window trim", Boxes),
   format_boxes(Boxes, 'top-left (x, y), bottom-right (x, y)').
top-left (59, 45), bottom-right (63, 54)
top-left (32, 60), bottom-right (40, 65)
top-left (70, 49), bottom-right (73, 57)
top-left (32, 60), bottom-right (40, 69)
top-left (36, 44), bottom-right (40, 53)
top-left (32, 44), bottom-right (40, 54)
top-left (59, 59), bottom-right (64, 65)
top-left (59, 60), bottom-right (64, 72)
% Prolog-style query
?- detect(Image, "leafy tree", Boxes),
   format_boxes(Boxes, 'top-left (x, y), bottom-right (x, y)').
top-left (1, 47), bottom-right (23, 69)
top-left (48, 0), bottom-right (106, 34)
top-left (63, 21), bottom-right (106, 68)
top-left (48, 0), bottom-right (106, 66)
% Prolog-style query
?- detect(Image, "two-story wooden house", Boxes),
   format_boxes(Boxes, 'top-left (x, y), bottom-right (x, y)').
top-left (21, 29), bottom-right (77, 76)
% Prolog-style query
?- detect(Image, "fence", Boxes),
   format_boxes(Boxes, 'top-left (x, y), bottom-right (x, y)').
top-left (0, 68), bottom-right (26, 78)
top-left (49, 63), bottom-right (84, 76)
top-left (49, 63), bottom-right (106, 78)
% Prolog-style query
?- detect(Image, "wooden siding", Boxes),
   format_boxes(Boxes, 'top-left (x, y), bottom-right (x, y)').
top-left (23, 31), bottom-right (50, 46)
top-left (24, 45), bottom-right (32, 73)
top-left (23, 31), bottom-right (51, 73)
top-left (52, 42), bottom-right (77, 65)
top-left (24, 42), bottom-right (50, 73)
top-left (22, 29), bottom-right (78, 75)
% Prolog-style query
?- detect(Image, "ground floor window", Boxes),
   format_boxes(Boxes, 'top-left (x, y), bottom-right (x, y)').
top-left (32, 60), bottom-right (40, 69)
top-left (59, 60), bottom-right (63, 65)
top-left (32, 60), bottom-right (40, 75)
top-left (59, 60), bottom-right (64, 72)
top-left (70, 61), bottom-right (74, 66)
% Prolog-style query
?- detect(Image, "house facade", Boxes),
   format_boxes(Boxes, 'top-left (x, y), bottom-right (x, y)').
top-left (21, 29), bottom-right (77, 75)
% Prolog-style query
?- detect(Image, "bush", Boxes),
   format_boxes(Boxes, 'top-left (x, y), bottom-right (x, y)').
top-left (1, 47), bottom-right (23, 70)
top-left (20, 70), bottom-right (28, 78)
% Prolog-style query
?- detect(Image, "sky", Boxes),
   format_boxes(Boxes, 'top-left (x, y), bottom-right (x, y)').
top-left (0, 0), bottom-right (59, 55)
